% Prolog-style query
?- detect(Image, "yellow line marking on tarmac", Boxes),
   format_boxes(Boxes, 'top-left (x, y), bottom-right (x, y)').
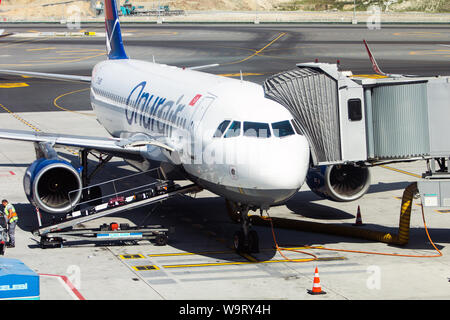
top-left (119, 254), bottom-right (145, 259)
top-left (148, 246), bottom-right (324, 257)
top-left (0, 103), bottom-right (79, 156)
top-left (435, 209), bottom-right (450, 214)
top-left (224, 32), bottom-right (286, 65)
top-left (380, 165), bottom-right (422, 178)
top-left (0, 63), bottom-right (34, 67)
top-left (409, 49), bottom-right (450, 57)
top-left (55, 49), bottom-right (104, 53)
top-left (26, 47), bottom-right (56, 51)
top-left (0, 103), bottom-right (41, 132)
top-left (393, 32), bottom-right (442, 37)
top-left (53, 88), bottom-right (94, 117)
top-left (0, 36), bottom-right (52, 49)
top-left (131, 265), bottom-right (160, 271)
top-left (0, 82), bottom-right (29, 88)
top-left (148, 250), bottom-right (234, 257)
top-left (0, 52), bottom-right (105, 68)
top-left (162, 256), bottom-right (345, 269)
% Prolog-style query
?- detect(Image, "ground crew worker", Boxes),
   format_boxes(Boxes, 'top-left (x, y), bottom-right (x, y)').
top-left (2, 199), bottom-right (18, 248)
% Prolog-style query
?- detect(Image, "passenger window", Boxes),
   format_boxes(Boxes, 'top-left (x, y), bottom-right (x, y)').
top-left (224, 121), bottom-right (241, 138)
top-left (243, 122), bottom-right (271, 138)
top-left (348, 99), bottom-right (362, 121)
top-left (213, 120), bottom-right (231, 138)
top-left (272, 120), bottom-right (295, 138)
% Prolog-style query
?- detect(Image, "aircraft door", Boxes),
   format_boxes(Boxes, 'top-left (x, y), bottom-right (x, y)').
top-left (188, 96), bottom-right (215, 163)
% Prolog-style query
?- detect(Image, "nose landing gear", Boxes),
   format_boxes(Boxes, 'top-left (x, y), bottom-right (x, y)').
top-left (227, 201), bottom-right (259, 254)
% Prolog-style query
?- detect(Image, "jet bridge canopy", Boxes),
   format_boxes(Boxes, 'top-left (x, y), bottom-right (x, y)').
top-left (263, 67), bottom-right (341, 165)
top-left (264, 62), bottom-right (450, 166)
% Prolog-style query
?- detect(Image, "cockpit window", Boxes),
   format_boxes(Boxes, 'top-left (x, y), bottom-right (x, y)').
top-left (224, 121), bottom-right (241, 138)
top-left (243, 122), bottom-right (271, 138)
top-left (272, 120), bottom-right (295, 138)
top-left (213, 120), bottom-right (231, 138)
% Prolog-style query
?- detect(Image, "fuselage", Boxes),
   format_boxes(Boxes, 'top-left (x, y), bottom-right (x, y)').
top-left (90, 59), bottom-right (310, 208)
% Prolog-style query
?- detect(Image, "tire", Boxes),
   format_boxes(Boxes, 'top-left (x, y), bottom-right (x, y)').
top-left (248, 230), bottom-right (259, 253)
top-left (233, 230), bottom-right (245, 252)
top-left (155, 233), bottom-right (168, 246)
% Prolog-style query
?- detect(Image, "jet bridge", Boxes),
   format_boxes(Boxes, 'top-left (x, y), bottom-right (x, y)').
top-left (263, 62), bottom-right (450, 203)
top-left (264, 62), bottom-right (450, 166)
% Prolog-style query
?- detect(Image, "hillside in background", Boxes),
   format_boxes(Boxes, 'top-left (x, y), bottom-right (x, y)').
top-left (274, 0), bottom-right (450, 12)
top-left (1, 0), bottom-right (449, 12)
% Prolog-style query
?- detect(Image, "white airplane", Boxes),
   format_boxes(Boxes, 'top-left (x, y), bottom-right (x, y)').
top-left (0, 0), bottom-right (310, 253)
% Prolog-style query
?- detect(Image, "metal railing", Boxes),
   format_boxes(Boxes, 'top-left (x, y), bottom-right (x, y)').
top-left (68, 167), bottom-right (165, 215)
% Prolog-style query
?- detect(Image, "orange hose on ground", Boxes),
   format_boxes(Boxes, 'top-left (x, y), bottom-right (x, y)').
top-left (260, 181), bottom-right (442, 260)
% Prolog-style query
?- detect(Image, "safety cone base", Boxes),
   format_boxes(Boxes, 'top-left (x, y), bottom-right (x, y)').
top-left (307, 289), bottom-right (327, 295)
top-left (352, 223), bottom-right (365, 226)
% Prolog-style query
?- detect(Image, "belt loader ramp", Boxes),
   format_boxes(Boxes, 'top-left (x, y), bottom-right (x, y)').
top-left (34, 168), bottom-right (200, 248)
top-left (263, 63), bottom-right (450, 203)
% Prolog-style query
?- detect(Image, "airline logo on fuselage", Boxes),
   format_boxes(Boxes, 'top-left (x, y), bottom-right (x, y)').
top-left (189, 94), bottom-right (202, 106)
top-left (125, 81), bottom-right (187, 136)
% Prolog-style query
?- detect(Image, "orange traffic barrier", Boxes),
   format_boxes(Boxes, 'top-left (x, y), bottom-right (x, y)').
top-left (353, 205), bottom-right (364, 226)
top-left (307, 266), bottom-right (326, 295)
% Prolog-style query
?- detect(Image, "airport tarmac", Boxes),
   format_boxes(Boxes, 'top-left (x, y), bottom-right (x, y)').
top-left (0, 24), bottom-right (449, 302)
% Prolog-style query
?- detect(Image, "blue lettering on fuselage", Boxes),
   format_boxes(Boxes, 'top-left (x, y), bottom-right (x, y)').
top-left (125, 81), bottom-right (186, 137)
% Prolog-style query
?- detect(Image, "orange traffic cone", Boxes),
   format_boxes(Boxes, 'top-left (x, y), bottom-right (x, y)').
top-left (353, 205), bottom-right (365, 226)
top-left (307, 267), bottom-right (326, 295)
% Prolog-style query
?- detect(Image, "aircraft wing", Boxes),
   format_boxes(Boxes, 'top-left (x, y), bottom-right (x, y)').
top-left (188, 63), bottom-right (220, 71)
top-left (0, 69), bottom-right (91, 83)
top-left (0, 129), bottom-right (174, 155)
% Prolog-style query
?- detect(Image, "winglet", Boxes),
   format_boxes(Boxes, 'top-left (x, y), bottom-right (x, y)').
top-left (363, 39), bottom-right (385, 76)
top-left (104, 0), bottom-right (128, 60)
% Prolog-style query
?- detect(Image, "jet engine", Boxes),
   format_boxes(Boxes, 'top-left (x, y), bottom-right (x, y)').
top-left (23, 158), bottom-right (83, 214)
top-left (305, 164), bottom-right (371, 202)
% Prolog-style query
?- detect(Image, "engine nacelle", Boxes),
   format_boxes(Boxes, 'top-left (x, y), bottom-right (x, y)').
top-left (306, 164), bottom-right (371, 202)
top-left (23, 158), bottom-right (83, 214)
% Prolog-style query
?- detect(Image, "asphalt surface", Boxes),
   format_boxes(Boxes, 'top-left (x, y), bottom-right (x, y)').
top-left (0, 24), bottom-right (449, 113)
top-left (0, 24), bottom-right (449, 303)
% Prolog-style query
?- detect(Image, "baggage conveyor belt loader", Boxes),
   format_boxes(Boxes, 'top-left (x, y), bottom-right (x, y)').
top-left (33, 168), bottom-right (201, 248)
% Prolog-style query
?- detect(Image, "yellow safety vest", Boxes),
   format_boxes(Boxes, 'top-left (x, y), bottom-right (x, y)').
top-left (4, 204), bottom-right (18, 223)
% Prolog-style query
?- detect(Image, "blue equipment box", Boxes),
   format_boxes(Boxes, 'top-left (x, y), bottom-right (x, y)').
top-left (0, 258), bottom-right (39, 300)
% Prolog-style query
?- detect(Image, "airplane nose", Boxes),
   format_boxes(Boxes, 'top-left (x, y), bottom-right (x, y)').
top-left (242, 135), bottom-right (310, 201)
